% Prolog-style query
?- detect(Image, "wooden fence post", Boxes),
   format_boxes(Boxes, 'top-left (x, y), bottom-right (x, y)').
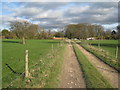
top-left (52, 44), bottom-right (53, 53)
top-left (22, 37), bottom-right (25, 44)
top-left (116, 45), bottom-right (118, 59)
top-left (25, 50), bottom-right (29, 78)
top-left (60, 41), bottom-right (61, 46)
top-left (58, 42), bottom-right (61, 47)
top-left (98, 43), bottom-right (100, 48)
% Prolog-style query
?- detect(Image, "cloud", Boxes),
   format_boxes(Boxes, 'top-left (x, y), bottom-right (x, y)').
top-left (12, 7), bottom-right (43, 18)
top-left (66, 5), bottom-right (90, 14)
top-left (64, 2), bottom-right (118, 24)
top-left (25, 2), bottom-right (69, 9)
top-left (1, 0), bottom-right (119, 2)
top-left (92, 2), bottom-right (118, 8)
top-left (1, 2), bottom-right (118, 30)
top-left (0, 14), bottom-right (30, 29)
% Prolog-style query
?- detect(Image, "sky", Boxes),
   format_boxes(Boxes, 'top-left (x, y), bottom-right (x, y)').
top-left (0, 2), bottom-right (118, 31)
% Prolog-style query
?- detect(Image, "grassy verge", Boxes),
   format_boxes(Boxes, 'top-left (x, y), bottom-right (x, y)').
top-left (2, 39), bottom-right (66, 88)
top-left (73, 43), bottom-right (112, 88)
top-left (80, 40), bottom-right (118, 58)
top-left (79, 43), bottom-right (119, 71)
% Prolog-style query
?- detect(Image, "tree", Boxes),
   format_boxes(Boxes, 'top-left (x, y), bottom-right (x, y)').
top-left (95, 25), bottom-right (104, 39)
top-left (103, 30), bottom-right (111, 39)
top-left (0, 30), bottom-right (1, 36)
top-left (2, 29), bottom-right (10, 38)
top-left (54, 31), bottom-right (64, 37)
top-left (36, 29), bottom-right (47, 39)
top-left (10, 21), bottom-right (29, 44)
top-left (65, 23), bottom-right (105, 40)
top-left (27, 24), bottom-right (40, 39)
top-left (117, 25), bottom-right (120, 39)
top-left (47, 30), bottom-right (53, 39)
top-left (10, 20), bottom-right (40, 44)
top-left (1, 29), bottom-right (16, 39)
top-left (65, 24), bottom-right (79, 39)
top-left (111, 30), bottom-right (117, 39)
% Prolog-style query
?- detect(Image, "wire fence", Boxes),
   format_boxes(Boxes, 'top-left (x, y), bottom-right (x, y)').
top-left (2, 41), bottom-right (65, 88)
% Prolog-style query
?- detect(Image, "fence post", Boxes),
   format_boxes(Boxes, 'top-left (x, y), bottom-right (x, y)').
top-left (25, 50), bottom-right (29, 78)
top-left (58, 42), bottom-right (61, 47)
top-left (52, 44), bottom-right (53, 54)
top-left (116, 45), bottom-right (118, 59)
top-left (98, 43), bottom-right (100, 49)
top-left (61, 41), bottom-right (63, 46)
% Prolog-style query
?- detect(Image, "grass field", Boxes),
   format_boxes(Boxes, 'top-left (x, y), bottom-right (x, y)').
top-left (2, 39), bottom-right (66, 88)
top-left (77, 40), bottom-right (119, 71)
top-left (82, 40), bottom-right (118, 59)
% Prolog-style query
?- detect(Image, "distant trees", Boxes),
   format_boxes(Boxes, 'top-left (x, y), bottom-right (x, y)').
top-left (117, 25), bottom-right (120, 39)
top-left (65, 23), bottom-right (118, 40)
top-left (37, 30), bottom-right (48, 39)
top-left (2, 29), bottom-right (10, 38)
top-left (111, 30), bottom-right (117, 39)
top-left (2, 29), bottom-right (17, 39)
top-left (66, 23), bottom-right (97, 39)
top-left (36, 29), bottom-right (53, 39)
top-left (102, 30), bottom-right (112, 39)
top-left (54, 31), bottom-right (64, 37)
top-left (1, 21), bottom-right (119, 40)
top-left (0, 30), bottom-right (1, 36)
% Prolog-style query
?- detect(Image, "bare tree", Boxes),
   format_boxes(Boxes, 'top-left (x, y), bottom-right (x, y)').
top-left (10, 20), bottom-right (40, 44)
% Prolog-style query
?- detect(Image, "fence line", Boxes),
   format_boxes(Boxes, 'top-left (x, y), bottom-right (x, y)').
top-left (3, 42), bottom-right (64, 88)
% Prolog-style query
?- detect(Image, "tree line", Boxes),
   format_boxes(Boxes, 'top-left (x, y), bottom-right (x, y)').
top-left (1, 20), bottom-right (55, 44)
top-left (0, 20), bottom-right (119, 44)
top-left (65, 23), bottom-right (119, 40)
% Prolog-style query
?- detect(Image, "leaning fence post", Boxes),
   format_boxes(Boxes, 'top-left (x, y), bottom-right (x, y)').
top-left (25, 50), bottom-right (29, 78)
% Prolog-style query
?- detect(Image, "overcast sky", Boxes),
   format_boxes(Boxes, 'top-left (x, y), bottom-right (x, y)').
top-left (0, 2), bottom-right (118, 30)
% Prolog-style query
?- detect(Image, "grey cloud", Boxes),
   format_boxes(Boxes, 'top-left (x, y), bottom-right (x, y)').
top-left (25, 2), bottom-right (69, 10)
top-left (64, 2), bottom-right (117, 25)
top-left (2, 2), bottom-right (118, 30)
top-left (33, 17), bottom-right (69, 29)
top-left (92, 2), bottom-right (118, 9)
top-left (12, 7), bottom-right (43, 18)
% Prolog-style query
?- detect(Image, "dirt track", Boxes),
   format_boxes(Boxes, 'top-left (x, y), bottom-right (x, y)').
top-left (59, 43), bottom-right (86, 88)
top-left (76, 44), bottom-right (119, 88)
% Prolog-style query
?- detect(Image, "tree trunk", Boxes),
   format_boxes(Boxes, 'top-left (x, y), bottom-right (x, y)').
top-left (22, 37), bottom-right (25, 44)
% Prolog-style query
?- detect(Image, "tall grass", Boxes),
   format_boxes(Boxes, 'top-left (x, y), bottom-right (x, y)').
top-left (78, 40), bottom-right (119, 71)
top-left (81, 40), bottom-right (118, 59)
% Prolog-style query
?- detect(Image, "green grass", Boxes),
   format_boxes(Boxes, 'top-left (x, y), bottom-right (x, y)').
top-left (2, 39), bottom-right (66, 88)
top-left (73, 43), bottom-right (112, 88)
top-left (81, 40), bottom-right (118, 59)
top-left (77, 40), bottom-right (119, 71)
